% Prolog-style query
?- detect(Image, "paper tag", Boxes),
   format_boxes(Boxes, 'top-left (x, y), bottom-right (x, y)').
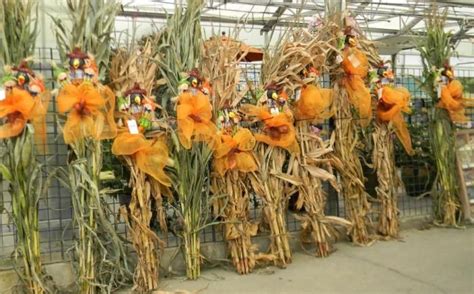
top-left (348, 54), bottom-right (360, 68)
top-left (335, 55), bottom-right (343, 64)
top-left (127, 119), bottom-right (139, 134)
top-left (378, 88), bottom-right (383, 100)
top-left (270, 107), bottom-right (280, 115)
top-left (437, 84), bottom-right (442, 98)
top-left (0, 88), bottom-right (5, 101)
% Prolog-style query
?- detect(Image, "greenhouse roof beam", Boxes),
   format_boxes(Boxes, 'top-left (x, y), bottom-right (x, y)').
top-left (260, 0), bottom-right (292, 34)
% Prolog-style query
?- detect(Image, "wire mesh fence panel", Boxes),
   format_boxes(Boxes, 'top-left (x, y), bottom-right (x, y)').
top-left (0, 49), bottom-right (472, 266)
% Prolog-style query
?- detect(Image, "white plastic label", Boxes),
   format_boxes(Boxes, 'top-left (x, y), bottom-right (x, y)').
top-left (437, 84), bottom-right (442, 98)
top-left (0, 88), bottom-right (5, 101)
top-left (348, 54), bottom-right (360, 68)
top-left (270, 107), bottom-right (280, 115)
top-left (335, 55), bottom-right (343, 64)
top-left (295, 89), bottom-right (301, 102)
top-left (378, 88), bottom-right (383, 100)
top-left (127, 119), bottom-right (139, 134)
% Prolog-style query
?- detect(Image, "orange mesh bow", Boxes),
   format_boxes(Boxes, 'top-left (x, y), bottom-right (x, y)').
top-left (0, 88), bottom-right (49, 152)
top-left (112, 132), bottom-right (171, 186)
top-left (57, 82), bottom-right (117, 144)
top-left (377, 86), bottom-right (414, 155)
top-left (341, 47), bottom-right (372, 127)
top-left (241, 104), bottom-right (298, 153)
top-left (294, 85), bottom-right (333, 121)
top-left (177, 91), bottom-right (217, 149)
top-left (214, 128), bottom-right (257, 176)
top-left (437, 80), bottom-right (468, 122)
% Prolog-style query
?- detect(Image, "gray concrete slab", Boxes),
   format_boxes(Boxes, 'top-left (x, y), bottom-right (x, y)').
top-left (158, 227), bottom-right (474, 294)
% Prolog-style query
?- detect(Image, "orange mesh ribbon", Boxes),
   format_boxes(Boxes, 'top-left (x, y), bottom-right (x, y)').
top-left (57, 82), bottom-right (117, 144)
top-left (214, 128), bottom-right (257, 176)
top-left (377, 86), bottom-right (414, 155)
top-left (0, 88), bottom-right (49, 152)
top-left (341, 47), bottom-right (372, 127)
top-left (294, 85), bottom-right (333, 121)
top-left (242, 104), bottom-right (298, 153)
top-left (112, 132), bottom-right (171, 186)
top-left (177, 91), bottom-right (217, 149)
top-left (437, 79), bottom-right (468, 122)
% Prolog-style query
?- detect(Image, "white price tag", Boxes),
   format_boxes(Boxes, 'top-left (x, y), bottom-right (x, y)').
top-left (0, 88), bottom-right (5, 101)
top-left (127, 119), bottom-right (139, 134)
top-left (348, 54), bottom-right (360, 68)
top-left (335, 55), bottom-right (343, 64)
top-left (270, 107), bottom-right (280, 115)
top-left (295, 89), bottom-right (301, 102)
top-left (378, 88), bottom-right (383, 100)
top-left (437, 84), bottom-right (442, 98)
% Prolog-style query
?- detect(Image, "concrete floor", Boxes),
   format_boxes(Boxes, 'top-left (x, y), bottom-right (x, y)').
top-left (159, 227), bottom-right (474, 294)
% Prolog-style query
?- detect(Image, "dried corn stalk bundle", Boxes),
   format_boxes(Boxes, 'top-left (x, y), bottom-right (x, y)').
top-left (118, 157), bottom-right (166, 291)
top-left (109, 40), bottom-right (158, 96)
top-left (249, 144), bottom-right (293, 267)
top-left (415, 9), bottom-right (462, 226)
top-left (361, 38), bottom-right (410, 238)
top-left (110, 42), bottom-right (169, 291)
top-left (332, 82), bottom-right (372, 244)
top-left (326, 16), bottom-right (373, 245)
top-left (211, 171), bottom-right (259, 274)
top-left (203, 32), bottom-right (260, 274)
top-left (372, 123), bottom-right (399, 237)
top-left (276, 24), bottom-right (353, 256)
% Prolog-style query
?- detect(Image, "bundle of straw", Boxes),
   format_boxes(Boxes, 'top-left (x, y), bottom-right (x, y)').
top-left (415, 9), bottom-right (461, 225)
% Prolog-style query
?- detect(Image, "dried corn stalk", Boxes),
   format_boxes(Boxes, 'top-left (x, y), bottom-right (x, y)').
top-left (332, 81), bottom-right (372, 245)
top-left (211, 172), bottom-right (259, 274)
top-left (249, 144), bottom-right (292, 267)
top-left (290, 123), bottom-right (352, 256)
top-left (203, 31), bottom-right (259, 274)
top-left (372, 123), bottom-right (399, 237)
top-left (279, 24), bottom-right (352, 256)
top-left (119, 157), bottom-right (165, 291)
top-left (360, 38), bottom-right (401, 239)
top-left (110, 42), bottom-right (166, 290)
top-left (325, 16), bottom-right (372, 245)
top-left (109, 40), bottom-right (158, 96)
top-left (415, 9), bottom-right (461, 226)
